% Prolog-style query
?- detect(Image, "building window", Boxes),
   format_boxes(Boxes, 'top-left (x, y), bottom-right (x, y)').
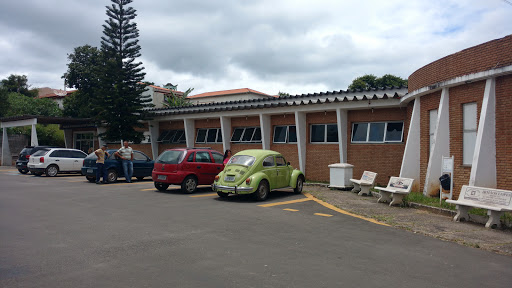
top-left (273, 125), bottom-right (297, 143)
top-left (231, 127), bottom-right (262, 143)
top-left (463, 103), bottom-right (477, 165)
top-left (74, 132), bottom-right (94, 153)
top-left (351, 122), bottom-right (403, 143)
top-left (310, 124), bottom-right (338, 143)
top-left (429, 109), bottom-right (438, 154)
top-left (157, 129), bottom-right (186, 144)
top-left (196, 128), bottom-right (222, 143)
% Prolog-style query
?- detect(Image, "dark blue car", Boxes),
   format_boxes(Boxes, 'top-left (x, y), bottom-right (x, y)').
top-left (81, 149), bottom-right (154, 183)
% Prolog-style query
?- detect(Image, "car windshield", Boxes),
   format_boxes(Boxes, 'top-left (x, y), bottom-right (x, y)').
top-left (31, 149), bottom-right (50, 156)
top-left (228, 155), bottom-right (256, 166)
top-left (157, 150), bottom-right (185, 164)
top-left (85, 152), bottom-right (98, 160)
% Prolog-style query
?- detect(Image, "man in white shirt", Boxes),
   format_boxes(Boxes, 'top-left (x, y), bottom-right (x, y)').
top-left (114, 141), bottom-right (134, 183)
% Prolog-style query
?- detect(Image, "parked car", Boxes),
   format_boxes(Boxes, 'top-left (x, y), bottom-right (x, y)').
top-left (81, 149), bottom-right (154, 183)
top-left (16, 146), bottom-right (59, 174)
top-left (212, 149), bottom-right (305, 201)
top-left (152, 147), bottom-right (225, 193)
top-left (27, 148), bottom-right (88, 176)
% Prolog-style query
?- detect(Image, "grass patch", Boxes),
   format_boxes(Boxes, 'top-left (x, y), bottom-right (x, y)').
top-left (403, 192), bottom-right (456, 210)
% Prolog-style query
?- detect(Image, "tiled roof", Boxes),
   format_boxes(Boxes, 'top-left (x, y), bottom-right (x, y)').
top-left (147, 84), bottom-right (183, 95)
top-left (188, 88), bottom-right (274, 99)
top-left (38, 90), bottom-right (77, 99)
top-left (147, 86), bottom-right (408, 116)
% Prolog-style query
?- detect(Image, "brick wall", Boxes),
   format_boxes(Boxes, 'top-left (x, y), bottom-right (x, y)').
top-left (409, 35), bottom-right (512, 92)
top-left (419, 91), bottom-right (442, 193)
top-left (495, 74), bottom-right (512, 191)
top-left (270, 114), bottom-right (299, 169)
top-left (347, 108), bottom-right (407, 186)
top-left (448, 81), bottom-right (484, 198)
top-left (305, 111), bottom-right (338, 182)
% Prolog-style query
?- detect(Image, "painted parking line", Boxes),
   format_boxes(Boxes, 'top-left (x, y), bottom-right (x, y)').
top-left (303, 193), bottom-right (390, 227)
top-left (140, 188), bottom-right (157, 191)
top-left (283, 208), bottom-right (299, 212)
top-left (258, 198), bottom-right (312, 207)
top-left (190, 193), bottom-right (218, 198)
top-left (314, 213), bottom-right (333, 217)
top-left (103, 182), bottom-right (154, 186)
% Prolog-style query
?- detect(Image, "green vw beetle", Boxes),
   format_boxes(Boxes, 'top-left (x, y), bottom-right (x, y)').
top-left (212, 149), bottom-right (305, 201)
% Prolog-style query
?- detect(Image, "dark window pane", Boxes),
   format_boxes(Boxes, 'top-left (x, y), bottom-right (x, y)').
top-left (195, 151), bottom-right (212, 163)
top-left (187, 152), bottom-right (194, 162)
top-left (71, 151), bottom-right (87, 158)
top-left (252, 128), bottom-right (262, 142)
top-left (326, 124), bottom-right (338, 142)
top-left (217, 130), bottom-right (223, 142)
top-left (196, 129), bottom-right (207, 143)
top-left (276, 156), bottom-right (286, 166)
top-left (368, 123), bottom-right (385, 142)
top-left (157, 130), bottom-right (170, 142)
top-left (172, 130), bottom-right (184, 143)
top-left (231, 128), bottom-right (244, 142)
top-left (311, 125), bottom-right (325, 142)
top-left (242, 128), bottom-right (255, 142)
top-left (385, 122), bottom-right (404, 142)
top-left (207, 129), bottom-right (217, 143)
top-left (288, 126), bottom-right (297, 143)
top-left (273, 126), bottom-right (287, 143)
top-left (162, 130), bottom-right (177, 142)
top-left (133, 151), bottom-right (147, 161)
top-left (212, 152), bottom-right (224, 164)
top-left (262, 156), bottom-right (275, 167)
top-left (352, 123), bottom-right (368, 142)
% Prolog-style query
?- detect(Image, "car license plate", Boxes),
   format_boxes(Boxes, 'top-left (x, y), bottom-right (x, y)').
top-left (87, 169), bottom-right (93, 173)
top-left (157, 175), bottom-right (167, 180)
top-left (224, 175), bottom-right (235, 182)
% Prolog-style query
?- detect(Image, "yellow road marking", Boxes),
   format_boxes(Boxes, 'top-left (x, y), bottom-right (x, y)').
top-left (258, 198), bottom-right (311, 207)
top-left (140, 188), bottom-right (156, 191)
top-left (303, 193), bottom-right (390, 227)
top-left (190, 193), bottom-right (218, 198)
top-left (283, 208), bottom-right (299, 212)
top-left (105, 182), bottom-right (154, 186)
top-left (314, 213), bottom-right (333, 217)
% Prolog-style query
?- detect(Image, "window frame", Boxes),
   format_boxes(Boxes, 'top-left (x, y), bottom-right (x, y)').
top-left (310, 124), bottom-right (339, 144)
top-left (350, 121), bottom-right (404, 143)
top-left (273, 125), bottom-right (297, 144)
top-left (231, 127), bottom-right (262, 143)
top-left (196, 128), bottom-right (222, 144)
top-left (462, 102), bottom-right (478, 166)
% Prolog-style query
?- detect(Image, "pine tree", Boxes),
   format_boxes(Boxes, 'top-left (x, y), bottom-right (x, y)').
top-left (98, 0), bottom-right (151, 143)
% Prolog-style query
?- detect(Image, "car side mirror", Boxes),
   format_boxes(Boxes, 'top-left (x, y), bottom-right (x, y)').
top-left (287, 162), bottom-right (290, 166)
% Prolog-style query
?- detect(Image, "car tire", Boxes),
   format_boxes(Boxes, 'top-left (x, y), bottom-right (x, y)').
top-left (181, 175), bottom-right (198, 194)
top-left (45, 165), bottom-right (59, 177)
top-left (136, 176), bottom-right (144, 181)
top-left (107, 169), bottom-right (118, 183)
top-left (253, 180), bottom-right (269, 201)
top-left (18, 168), bottom-right (29, 174)
top-left (154, 182), bottom-right (169, 191)
top-left (294, 175), bottom-right (305, 194)
top-left (217, 191), bottom-right (229, 198)
top-left (86, 176), bottom-right (96, 183)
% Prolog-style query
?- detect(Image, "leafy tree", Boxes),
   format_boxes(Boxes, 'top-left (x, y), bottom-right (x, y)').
top-left (96, 0), bottom-right (152, 143)
top-left (278, 91), bottom-right (290, 97)
top-left (0, 87), bottom-right (9, 117)
top-left (348, 74), bottom-right (407, 90)
top-left (6, 92), bottom-right (62, 117)
top-left (163, 88), bottom-right (193, 107)
top-left (1, 74), bottom-right (38, 97)
top-left (62, 45), bottom-right (103, 118)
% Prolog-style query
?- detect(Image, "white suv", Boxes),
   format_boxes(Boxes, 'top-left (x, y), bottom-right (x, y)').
top-left (28, 148), bottom-right (88, 176)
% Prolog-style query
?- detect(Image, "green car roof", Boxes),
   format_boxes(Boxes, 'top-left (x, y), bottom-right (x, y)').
top-left (232, 149), bottom-right (281, 158)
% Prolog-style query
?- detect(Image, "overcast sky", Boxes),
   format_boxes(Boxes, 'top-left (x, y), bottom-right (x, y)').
top-left (1, 0), bottom-right (511, 96)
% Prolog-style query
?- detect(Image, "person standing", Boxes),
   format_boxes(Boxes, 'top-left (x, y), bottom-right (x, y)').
top-left (94, 144), bottom-right (110, 184)
top-left (223, 149), bottom-right (232, 165)
top-left (115, 141), bottom-right (134, 183)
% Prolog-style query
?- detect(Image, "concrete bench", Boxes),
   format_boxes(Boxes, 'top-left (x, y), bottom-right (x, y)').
top-left (446, 185), bottom-right (512, 229)
top-left (375, 177), bottom-right (414, 206)
top-left (350, 171), bottom-right (377, 196)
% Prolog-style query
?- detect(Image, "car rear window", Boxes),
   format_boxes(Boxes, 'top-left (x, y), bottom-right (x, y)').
top-left (20, 148), bottom-right (33, 155)
top-left (228, 155), bottom-right (256, 166)
top-left (85, 152), bottom-right (98, 160)
top-left (32, 149), bottom-right (50, 156)
top-left (157, 150), bottom-right (185, 164)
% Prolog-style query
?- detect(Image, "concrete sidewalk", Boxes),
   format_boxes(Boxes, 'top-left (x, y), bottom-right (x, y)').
top-left (304, 184), bottom-right (512, 256)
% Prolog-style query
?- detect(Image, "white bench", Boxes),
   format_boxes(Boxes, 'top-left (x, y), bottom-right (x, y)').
top-left (446, 185), bottom-right (512, 229)
top-left (350, 171), bottom-right (377, 196)
top-left (375, 177), bottom-right (414, 206)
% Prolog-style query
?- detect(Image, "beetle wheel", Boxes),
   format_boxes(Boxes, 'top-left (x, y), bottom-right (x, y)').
top-left (294, 175), bottom-right (304, 194)
top-left (253, 180), bottom-right (269, 201)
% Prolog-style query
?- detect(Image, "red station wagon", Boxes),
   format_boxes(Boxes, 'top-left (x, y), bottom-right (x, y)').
top-left (152, 148), bottom-right (225, 193)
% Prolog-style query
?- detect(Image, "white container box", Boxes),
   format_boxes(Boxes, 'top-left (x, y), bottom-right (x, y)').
top-left (328, 163), bottom-right (354, 189)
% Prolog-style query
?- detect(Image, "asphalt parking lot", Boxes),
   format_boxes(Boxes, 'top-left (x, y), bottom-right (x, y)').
top-left (1, 167), bottom-right (511, 288)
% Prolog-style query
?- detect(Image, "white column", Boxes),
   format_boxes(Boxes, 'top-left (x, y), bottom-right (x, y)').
top-left (96, 127), bottom-right (107, 148)
top-left (424, 88), bottom-right (450, 196)
top-left (220, 116), bottom-right (231, 152)
top-left (336, 108), bottom-right (347, 163)
top-left (400, 97), bottom-right (421, 192)
top-left (30, 124), bottom-right (38, 146)
top-left (184, 118), bottom-right (195, 148)
top-left (2, 128), bottom-right (11, 166)
top-left (63, 129), bottom-right (73, 148)
top-left (469, 78), bottom-right (496, 188)
top-left (294, 111), bottom-right (307, 174)
top-left (259, 113), bottom-right (271, 150)
top-left (148, 121), bottom-right (159, 160)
